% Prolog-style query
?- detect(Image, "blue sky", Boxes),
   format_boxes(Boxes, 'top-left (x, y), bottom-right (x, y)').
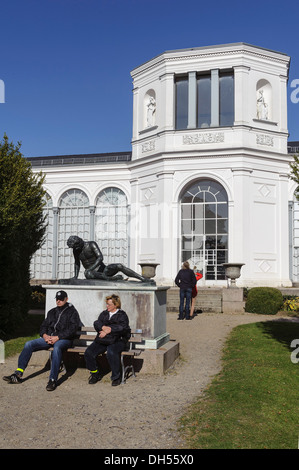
top-left (1, 0), bottom-right (299, 157)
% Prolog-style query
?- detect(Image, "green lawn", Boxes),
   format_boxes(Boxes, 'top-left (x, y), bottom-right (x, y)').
top-left (180, 320), bottom-right (299, 449)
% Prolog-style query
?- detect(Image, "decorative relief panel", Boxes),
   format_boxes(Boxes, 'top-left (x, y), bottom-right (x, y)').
top-left (254, 258), bottom-right (276, 274)
top-left (142, 140), bottom-right (155, 153)
top-left (254, 182), bottom-right (276, 200)
top-left (256, 134), bottom-right (274, 146)
top-left (183, 132), bottom-right (224, 145)
top-left (141, 186), bottom-right (156, 203)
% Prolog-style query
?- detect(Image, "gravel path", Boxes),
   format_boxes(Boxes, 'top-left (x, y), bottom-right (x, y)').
top-left (0, 311), bottom-right (289, 449)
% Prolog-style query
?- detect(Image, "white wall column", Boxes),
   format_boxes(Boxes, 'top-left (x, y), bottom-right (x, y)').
top-left (129, 178), bottom-right (139, 271)
top-left (279, 74), bottom-right (289, 136)
top-left (89, 206), bottom-right (95, 240)
top-left (279, 173), bottom-right (292, 285)
top-left (156, 170), bottom-right (175, 283)
top-left (52, 207), bottom-right (59, 280)
top-left (188, 71), bottom-right (197, 129)
top-left (233, 65), bottom-right (250, 125)
top-left (230, 169), bottom-right (252, 282)
top-left (211, 69), bottom-right (219, 127)
top-left (160, 72), bottom-right (175, 131)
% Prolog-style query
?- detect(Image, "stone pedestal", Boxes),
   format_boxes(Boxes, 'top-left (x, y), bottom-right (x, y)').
top-left (44, 281), bottom-right (170, 349)
top-left (222, 287), bottom-right (245, 314)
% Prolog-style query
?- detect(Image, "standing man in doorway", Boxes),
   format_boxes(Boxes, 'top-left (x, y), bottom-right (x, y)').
top-left (175, 261), bottom-right (197, 320)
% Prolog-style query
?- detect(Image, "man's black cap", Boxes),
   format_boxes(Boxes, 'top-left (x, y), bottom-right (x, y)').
top-left (55, 290), bottom-right (68, 300)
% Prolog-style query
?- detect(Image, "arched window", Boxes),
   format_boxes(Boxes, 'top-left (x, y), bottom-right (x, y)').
top-left (180, 179), bottom-right (228, 281)
top-left (95, 187), bottom-right (128, 265)
top-left (30, 193), bottom-right (53, 279)
top-left (57, 189), bottom-right (90, 279)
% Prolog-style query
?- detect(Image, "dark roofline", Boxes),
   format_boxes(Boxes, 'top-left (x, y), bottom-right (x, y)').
top-left (288, 141), bottom-right (299, 153)
top-left (27, 151), bottom-right (132, 167)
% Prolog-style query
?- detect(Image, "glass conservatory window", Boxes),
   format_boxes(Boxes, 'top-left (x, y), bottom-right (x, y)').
top-left (57, 189), bottom-right (90, 279)
top-left (197, 74), bottom-right (211, 128)
top-left (175, 76), bottom-right (189, 130)
top-left (219, 72), bottom-right (234, 126)
top-left (175, 70), bottom-right (234, 129)
top-left (30, 193), bottom-right (53, 279)
top-left (292, 193), bottom-right (299, 282)
top-left (95, 187), bottom-right (128, 265)
top-left (180, 179), bottom-right (228, 280)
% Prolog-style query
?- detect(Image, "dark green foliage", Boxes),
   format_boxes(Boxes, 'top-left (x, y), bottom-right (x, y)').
top-left (0, 135), bottom-right (46, 335)
top-left (30, 285), bottom-right (46, 309)
top-left (245, 287), bottom-right (283, 315)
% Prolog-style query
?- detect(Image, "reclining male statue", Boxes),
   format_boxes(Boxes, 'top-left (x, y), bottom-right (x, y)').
top-left (67, 235), bottom-right (153, 283)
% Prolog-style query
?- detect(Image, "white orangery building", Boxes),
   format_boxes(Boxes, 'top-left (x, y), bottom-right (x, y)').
top-left (29, 43), bottom-right (299, 288)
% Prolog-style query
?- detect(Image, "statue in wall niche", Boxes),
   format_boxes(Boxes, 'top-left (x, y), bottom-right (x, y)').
top-left (66, 235), bottom-right (154, 283)
top-left (257, 90), bottom-right (268, 120)
top-left (146, 96), bottom-right (156, 127)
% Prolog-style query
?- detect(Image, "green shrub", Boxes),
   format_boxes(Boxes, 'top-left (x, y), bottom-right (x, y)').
top-left (245, 287), bottom-right (283, 315)
top-left (29, 285), bottom-right (46, 309)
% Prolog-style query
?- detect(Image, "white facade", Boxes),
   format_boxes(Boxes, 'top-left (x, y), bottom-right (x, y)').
top-left (30, 43), bottom-right (296, 287)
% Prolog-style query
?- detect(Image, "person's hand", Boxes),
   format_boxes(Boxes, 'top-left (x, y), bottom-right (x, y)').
top-left (102, 326), bottom-right (111, 334)
top-left (99, 326), bottom-right (111, 338)
top-left (43, 334), bottom-right (52, 344)
top-left (49, 336), bottom-right (59, 344)
top-left (44, 335), bottom-right (59, 344)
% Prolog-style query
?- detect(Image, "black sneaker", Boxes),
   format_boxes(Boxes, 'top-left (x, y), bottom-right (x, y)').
top-left (88, 372), bottom-right (101, 384)
top-left (3, 372), bottom-right (23, 383)
top-left (46, 379), bottom-right (57, 391)
top-left (111, 378), bottom-right (121, 387)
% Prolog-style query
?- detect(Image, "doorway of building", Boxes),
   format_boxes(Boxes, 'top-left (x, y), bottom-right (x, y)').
top-left (180, 179), bottom-right (228, 282)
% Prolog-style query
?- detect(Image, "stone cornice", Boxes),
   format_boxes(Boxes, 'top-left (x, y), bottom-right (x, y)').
top-left (131, 43), bottom-right (290, 79)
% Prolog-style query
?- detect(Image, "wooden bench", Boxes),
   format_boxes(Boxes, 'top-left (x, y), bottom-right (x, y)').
top-left (49, 327), bottom-right (144, 384)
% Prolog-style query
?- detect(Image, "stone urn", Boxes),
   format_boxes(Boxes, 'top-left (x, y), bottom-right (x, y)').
top-left (222, 263), bottom-right (244, 287)
top-left (138, 263), bottom-right (160, 279)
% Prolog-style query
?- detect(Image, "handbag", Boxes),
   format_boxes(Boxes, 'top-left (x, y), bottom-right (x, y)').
top-left (96, 334), bottom-right (117, 345)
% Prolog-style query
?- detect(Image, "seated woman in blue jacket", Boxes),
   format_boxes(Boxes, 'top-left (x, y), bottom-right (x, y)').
top-left (84, 294), bottom-right (131, 386)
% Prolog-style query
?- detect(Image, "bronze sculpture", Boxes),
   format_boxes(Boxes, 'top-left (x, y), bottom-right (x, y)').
top-left (67, 236), bottom-right (153, 283)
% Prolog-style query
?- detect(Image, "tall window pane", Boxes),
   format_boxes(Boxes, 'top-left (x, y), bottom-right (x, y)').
top-left (180, 179), bottom-right (228, 281)
top-left (57, 189), bottom-right (90, 279)
top-left (95, 187), bottom-right (128, 265)
top-left (219, 72), bottom-right (234, 126)
top-left (175, 77), bottom-right (188, 129)
top-left (197, 75), bottom-right (211, 128)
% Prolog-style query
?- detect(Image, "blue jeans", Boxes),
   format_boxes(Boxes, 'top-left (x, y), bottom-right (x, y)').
top-left (84, 340), bottom-right (125, 381)
top-left (179, 288), bottom-right (193, 319)
top-left (18, 337), bottom-right (72, 381)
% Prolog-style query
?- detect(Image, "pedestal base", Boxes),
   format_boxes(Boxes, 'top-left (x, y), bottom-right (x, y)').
top-left (44, 281), bottom-right (170, 349)
top-left (222, 287), bottom-right (245, 314)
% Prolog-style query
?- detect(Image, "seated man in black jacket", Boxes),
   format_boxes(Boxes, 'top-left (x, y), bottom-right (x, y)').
top-left (3, 290), bottom-right (81, 391)
top-left (84, 294), bottom-right (130, 386)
